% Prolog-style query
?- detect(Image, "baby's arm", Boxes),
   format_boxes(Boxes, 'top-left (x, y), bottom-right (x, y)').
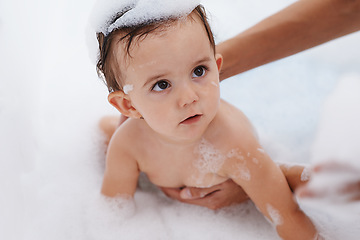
top-left (221, 142), bottom-right (317, 240)
top-left (161, 163), bottom-right (308, 210)
top-left (101, 129), bottom-right (139, 198)
top-left (278, 163), bottom-right (309, 191)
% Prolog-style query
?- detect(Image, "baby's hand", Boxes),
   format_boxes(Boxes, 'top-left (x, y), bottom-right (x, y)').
top-left (160, 179), bottom-right (249, 210)
top-left (296, 162), bottom-right (360, 202)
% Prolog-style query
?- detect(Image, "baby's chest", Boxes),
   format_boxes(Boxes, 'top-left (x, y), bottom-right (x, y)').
top-left (139, 151), bottom-right (229, 188)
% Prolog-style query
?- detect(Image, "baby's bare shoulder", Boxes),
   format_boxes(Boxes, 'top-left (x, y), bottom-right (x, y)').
top-left (216, 100), bottom-right (257, 143)
top-left (108, 118), bottom-right (148, 155)
top-left (219, 100), bottom-right (253, 126)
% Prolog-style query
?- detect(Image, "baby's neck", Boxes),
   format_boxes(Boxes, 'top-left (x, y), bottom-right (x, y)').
top-left (151, 131), bottom-right (207, 150)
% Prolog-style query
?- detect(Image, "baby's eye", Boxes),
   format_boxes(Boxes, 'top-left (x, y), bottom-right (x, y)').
top-left (152, 80), bottom-right (170, 92)
top-left (192, 66), bottom-right (207, 78)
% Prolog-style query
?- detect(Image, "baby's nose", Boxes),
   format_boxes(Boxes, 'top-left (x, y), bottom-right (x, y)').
top-left (178, 84), bottom-right (199, 107)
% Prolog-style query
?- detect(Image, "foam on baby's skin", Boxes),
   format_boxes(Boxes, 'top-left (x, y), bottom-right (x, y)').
top-left (266, 204), bottom-right (283, 226)
top-left (123, 84), bottom-right (134, 94)
top-left (91, 0), bottom-right (201, 36)
top-left (257, 148), bottom-right (265, 154)
top-left (252, 157), bottom-right (259, 165)
top-left (234, 164), bottom-right (251, 181)
top-left (193, 142), bottom-right (255, 185)
top-left (227, 149), bottom-right (251, 181)
top-left (192, 139), bottom-right (226, 186)
top-left (301, 166), bottom-right (311, 182)
top-left (277, 162), bottom-right (300, 171)
top-left (276, 162), bottom-right (311, 182)
top-left (193, 142), bottom-right (254, 185)
top-left (226, 149), bottom-right (243, 159)
top-left (193, 138), bottom-right (225, 174)
top-left (211, 81), bottom-right (219, 87)
top-left (138, 60), bottom-right (157, 69)
top-left (276, 162), bottom-right (295, 171)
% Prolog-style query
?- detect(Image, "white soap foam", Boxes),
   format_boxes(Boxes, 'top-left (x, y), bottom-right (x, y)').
top-left (211, 81), bottom-right (219, 87)
top-left (84, 193), bottom-right (136, 238)
top-left (6, 0), bottom-right (360, 239)
top-left (226, 149), bottom-right (251, 181)
top-left (226, 148), bottom-right (243, 160)
top-left (87, 0), bottom-right (201, 64)
top-left (193, 138), bottom-right (225, 174)
top-left (257, 148), bottom-right (265, 154)
top-left (252, 157), bottom-right (259, 165)
top-left (123, 84), bottom-right (133, 94)
top-left (301, 166), bottom-right (311, 182)
top-left (236, 165), bottom-right (251, 181)
top-left (266, 204), bottom-right (283, 226)
top-left (90, 0), bottom-right (201, 36)
top-left (276, 162), bottom-right (298, 171)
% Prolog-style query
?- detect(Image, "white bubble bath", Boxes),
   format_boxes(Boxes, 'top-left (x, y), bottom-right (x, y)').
top-left (1, 0), bottom-right (360, 239)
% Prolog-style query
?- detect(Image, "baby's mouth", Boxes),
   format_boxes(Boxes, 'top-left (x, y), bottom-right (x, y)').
top-left (180, 114), bottom-right (202, 124)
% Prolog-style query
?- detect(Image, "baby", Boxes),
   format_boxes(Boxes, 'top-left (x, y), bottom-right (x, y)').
top-left (94, 2), bottom-right (318, 239)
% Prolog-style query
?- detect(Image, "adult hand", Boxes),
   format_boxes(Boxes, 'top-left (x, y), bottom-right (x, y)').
top-left (160, 179), bottom-right (249, 210)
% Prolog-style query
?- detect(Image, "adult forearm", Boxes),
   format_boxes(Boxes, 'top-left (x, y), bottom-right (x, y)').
top-left (218, 0), bottom-right (360, 80)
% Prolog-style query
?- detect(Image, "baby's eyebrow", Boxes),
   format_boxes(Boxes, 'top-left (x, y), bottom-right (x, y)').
top-left (143, 73), bottom-right (168, 87)
top-left (193, 56), bottom-right (212, 66)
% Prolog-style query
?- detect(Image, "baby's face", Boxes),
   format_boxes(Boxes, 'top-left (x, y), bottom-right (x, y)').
top-left (115, 16), bottom-right (222, 142)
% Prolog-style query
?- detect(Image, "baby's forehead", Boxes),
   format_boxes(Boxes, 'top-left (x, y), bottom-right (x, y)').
top-left (115, 19), bottom-right (185, 52)
top-left (117, 11), bottom-right (206, 52)
top-left (113, 15), bottom-right (202, 64)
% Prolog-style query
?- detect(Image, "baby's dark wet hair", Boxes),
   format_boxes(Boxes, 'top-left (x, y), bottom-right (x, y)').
top-left (96, 5), bottom-right (215, 93)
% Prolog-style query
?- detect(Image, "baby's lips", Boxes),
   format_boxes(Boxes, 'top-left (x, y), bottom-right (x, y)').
top-left (180, 114), bottom-right (203, 124)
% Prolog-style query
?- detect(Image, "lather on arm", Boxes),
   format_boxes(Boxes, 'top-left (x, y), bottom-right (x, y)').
top-left (218, 0), bottom-right (360, 80)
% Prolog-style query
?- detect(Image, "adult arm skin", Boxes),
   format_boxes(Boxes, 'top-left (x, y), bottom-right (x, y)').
top-left (218, 0), bottom-right (360, 80)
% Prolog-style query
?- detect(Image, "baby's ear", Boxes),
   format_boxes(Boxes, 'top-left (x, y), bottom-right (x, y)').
top-left (215, 54), bottom-right (223, 71)
top-left (108, 91), bottom-right (142, 119)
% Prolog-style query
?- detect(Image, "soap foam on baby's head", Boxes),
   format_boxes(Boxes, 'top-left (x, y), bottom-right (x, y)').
top-left (90, 0), bottom-right (201, 36)
top-left (89, 0), bottom-right (213, 94)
